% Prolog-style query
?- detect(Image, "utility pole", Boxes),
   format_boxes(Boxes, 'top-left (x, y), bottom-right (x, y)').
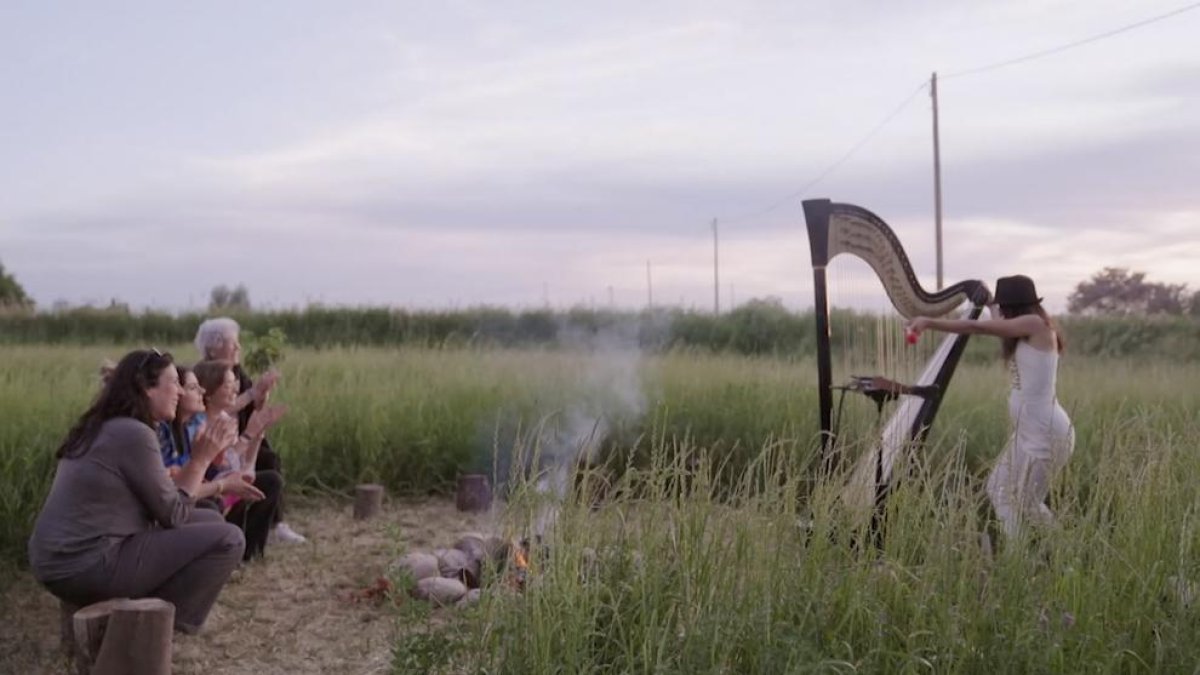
top-left (646, 260), bottom-right (653, 309)
top-left (931, 71), bottom-right (944, 290)
top-left (712, 218), bottom-right (720, 314)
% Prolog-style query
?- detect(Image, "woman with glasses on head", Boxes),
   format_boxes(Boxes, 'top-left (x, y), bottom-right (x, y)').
top-left (191, 359), bottom-right (288, 560)
top-left (28, 349), bottom-right (244, 634)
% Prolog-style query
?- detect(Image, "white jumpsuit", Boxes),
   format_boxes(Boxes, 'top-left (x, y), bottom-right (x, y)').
top-left (985, 339), bottom-right (1075, 538)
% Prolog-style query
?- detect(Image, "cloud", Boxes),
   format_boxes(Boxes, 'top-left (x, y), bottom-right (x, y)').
top-left (3, 1), bottom-right (1199, 312)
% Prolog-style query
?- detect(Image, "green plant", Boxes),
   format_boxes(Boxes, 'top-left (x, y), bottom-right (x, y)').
top-left (241, 327), bottom-right (288, 375)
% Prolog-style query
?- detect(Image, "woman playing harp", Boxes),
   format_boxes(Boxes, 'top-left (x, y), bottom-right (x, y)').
top-left (908, 274), bottom-right (1074, 539)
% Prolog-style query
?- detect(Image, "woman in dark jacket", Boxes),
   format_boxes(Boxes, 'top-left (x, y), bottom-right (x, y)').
top-left (28, 349), bottom-right (246, 634)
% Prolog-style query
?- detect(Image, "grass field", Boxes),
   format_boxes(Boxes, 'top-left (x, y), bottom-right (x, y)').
top-left (2, 344), bottom-right (1199, 672)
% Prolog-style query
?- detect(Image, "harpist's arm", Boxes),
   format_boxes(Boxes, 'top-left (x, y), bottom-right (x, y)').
top-left (909, 314), bottom-right (1043, 339)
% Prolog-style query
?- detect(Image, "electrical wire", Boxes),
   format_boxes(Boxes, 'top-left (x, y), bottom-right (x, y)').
top-left (716, 1), bottom-right (1200, 226)
top-left (720, 80), bottom-right (929, 224)
top-left (943, 0), bottom-right (1200, 80)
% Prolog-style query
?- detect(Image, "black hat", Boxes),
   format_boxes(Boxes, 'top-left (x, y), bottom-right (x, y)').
top-left (994, 275), bottom-right (1043, 307)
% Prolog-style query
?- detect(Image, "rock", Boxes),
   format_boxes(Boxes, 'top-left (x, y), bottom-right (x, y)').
top-left (437, 547), bottom-right (481, 588)
top-left (413, 577), bottom-right (468, 606)
top-left (456, 588), bottom-right (482, 607)
top-left (390, 552), bottom-right (439, 583)
top-left (435, 548), bottom-right (469, 575)
top-left (453, 535), bottom-right (487, 564)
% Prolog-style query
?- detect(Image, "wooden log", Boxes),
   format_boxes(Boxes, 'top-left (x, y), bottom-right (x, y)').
top-left (72, 598), bottom-right (174, 675)
top-left (353, 483), bottom-right (385, 520)
top-left (72, 598), bottom-right (129, 675)
top-left (91, 598), bottom-right (174, 675)
top-left (455, 474), bottom-right (492, 512)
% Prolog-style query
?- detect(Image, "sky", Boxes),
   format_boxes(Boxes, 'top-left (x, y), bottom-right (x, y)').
top-left (2, 0), bottom-right (1198, 313)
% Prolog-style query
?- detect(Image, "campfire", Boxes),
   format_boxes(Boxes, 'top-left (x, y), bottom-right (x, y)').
top-left (392, 533), bottom-right (540, 606)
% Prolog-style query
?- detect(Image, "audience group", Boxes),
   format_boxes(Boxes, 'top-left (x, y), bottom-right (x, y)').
top-left (27, 317), bottom-right (304, 634)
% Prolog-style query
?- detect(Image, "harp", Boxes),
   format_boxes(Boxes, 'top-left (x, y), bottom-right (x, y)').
top-left (802, 199), bottom-right (989, 545)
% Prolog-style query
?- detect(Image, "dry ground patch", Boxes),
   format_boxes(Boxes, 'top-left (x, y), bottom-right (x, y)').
top-left (0, 497), bottom-right (492, 675)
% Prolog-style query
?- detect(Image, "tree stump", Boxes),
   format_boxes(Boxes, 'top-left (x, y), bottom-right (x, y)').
top-left (73, 597), bottom-right (174, 675)
top-left (353, 483), bottom-right (385, 520)
top-left (455, 474), bottom-right (491, 512)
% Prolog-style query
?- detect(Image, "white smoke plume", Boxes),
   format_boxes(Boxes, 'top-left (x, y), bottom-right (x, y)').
top-left (532, 319), bottom-right (647, 535)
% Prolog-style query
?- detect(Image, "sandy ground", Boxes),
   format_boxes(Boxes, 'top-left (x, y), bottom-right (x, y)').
top-left (0, 497), bottom-right (498, 675)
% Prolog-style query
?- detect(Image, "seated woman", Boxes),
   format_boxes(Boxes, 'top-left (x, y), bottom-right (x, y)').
top-left (194, 317), bottom-right (306, 543)
top-left (28, 349), bottom-right (244, 634)
top-left (192, 359), bottom-right (289, 560)
top-left (159, 365), bottom-right (265, 512)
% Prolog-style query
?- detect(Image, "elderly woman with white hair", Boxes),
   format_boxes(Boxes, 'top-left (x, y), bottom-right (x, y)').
top-left (193, 317), bottom-right (306, 543)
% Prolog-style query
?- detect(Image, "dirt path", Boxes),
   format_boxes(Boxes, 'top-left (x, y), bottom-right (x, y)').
top-left (1, 497), bottom-right (496, 675)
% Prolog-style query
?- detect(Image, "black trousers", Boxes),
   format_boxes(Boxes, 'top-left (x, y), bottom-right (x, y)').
top-left (254, 445), bottom-right (285, 526)
top-left (225, 470), bottom-right (283, 560)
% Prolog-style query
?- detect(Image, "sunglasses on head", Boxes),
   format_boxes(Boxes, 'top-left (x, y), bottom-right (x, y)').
top-left (137, 347), bottom-right (170, 371)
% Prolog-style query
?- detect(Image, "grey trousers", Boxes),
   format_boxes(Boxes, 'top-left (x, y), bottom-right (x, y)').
top-left (45, 509), bottom-right (245, 633)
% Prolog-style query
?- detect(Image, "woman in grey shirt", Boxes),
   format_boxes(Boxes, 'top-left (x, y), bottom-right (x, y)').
top-left (28, 349), bottom-right (247, 634)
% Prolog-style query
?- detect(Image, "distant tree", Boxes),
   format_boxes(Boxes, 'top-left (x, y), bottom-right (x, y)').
top-left (1067, 267), bottom-right (1189, 316)
top-left (0, 260), bottom-right (34, 309)
top-left (1190, 290), bottom-right (1200, 318)
top-left (209, 283), bottom-right (252, 313)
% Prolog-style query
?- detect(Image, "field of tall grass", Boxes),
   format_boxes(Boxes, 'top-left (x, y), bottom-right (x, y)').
top-left (2, 343), bottom-right (1198, 671)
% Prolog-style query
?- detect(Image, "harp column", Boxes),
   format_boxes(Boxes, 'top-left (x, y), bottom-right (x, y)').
top-left (802, 199), bottom-right (836, 467)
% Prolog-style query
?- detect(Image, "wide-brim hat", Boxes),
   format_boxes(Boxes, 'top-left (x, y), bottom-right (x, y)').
top-left (994, 275), bottom-right (1043, 307)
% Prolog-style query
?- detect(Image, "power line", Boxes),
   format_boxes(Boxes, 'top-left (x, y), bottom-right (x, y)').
top-left (721, 80), bottom-right (929, 224)
top-left (715, 2), bottom-right (1200, 226)
top-left (943, 1), bottom-right (1200, 80)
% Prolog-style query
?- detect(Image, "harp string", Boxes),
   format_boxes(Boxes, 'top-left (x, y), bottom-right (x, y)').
top-left (827, 256), bottom-right (934, 462)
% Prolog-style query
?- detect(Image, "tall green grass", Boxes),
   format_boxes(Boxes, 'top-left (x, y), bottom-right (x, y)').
top-left (2, 343), bottom-right (1197, 599)
top-left (451, 401), bottom-right (1200, 674)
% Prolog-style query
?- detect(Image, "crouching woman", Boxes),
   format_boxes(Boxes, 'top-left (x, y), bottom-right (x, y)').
top-left (28, 349), bottom-right (245, 634)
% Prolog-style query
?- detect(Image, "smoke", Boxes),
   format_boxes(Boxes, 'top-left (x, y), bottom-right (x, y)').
top-left (529, 318), bottom-right (648, 534)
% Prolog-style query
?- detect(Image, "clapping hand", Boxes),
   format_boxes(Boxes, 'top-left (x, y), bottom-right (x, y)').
top-left (251, 369), bottom-right (281, 407)
top-left (245, 403), bottom-right (288, 439)
top-left (192, 412), bottom-right (238, 466)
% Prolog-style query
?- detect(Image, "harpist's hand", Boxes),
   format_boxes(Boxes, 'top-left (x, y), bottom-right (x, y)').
top-left (867, 377), bottom-right (906, 396)
top-left (906, 317), bottom-right (932, 334)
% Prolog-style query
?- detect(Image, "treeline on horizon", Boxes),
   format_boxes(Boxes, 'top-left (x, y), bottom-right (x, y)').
top-left (1, 299), bottom-right (1198, 361)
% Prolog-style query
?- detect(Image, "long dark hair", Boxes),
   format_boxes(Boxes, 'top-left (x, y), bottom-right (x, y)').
top-left (56, 349), bottom-right (175, 459)
top-left (999, 303), bottom-right (1065, 360)
top-left (169, 364), bottom-right (194, 456)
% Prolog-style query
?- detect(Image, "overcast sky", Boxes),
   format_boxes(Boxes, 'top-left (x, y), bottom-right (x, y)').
top-left (2, 0), bottom-right (1198, 313)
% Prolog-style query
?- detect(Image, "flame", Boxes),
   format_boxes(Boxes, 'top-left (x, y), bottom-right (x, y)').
top-left (510, 543), bottom-right (529, 589)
